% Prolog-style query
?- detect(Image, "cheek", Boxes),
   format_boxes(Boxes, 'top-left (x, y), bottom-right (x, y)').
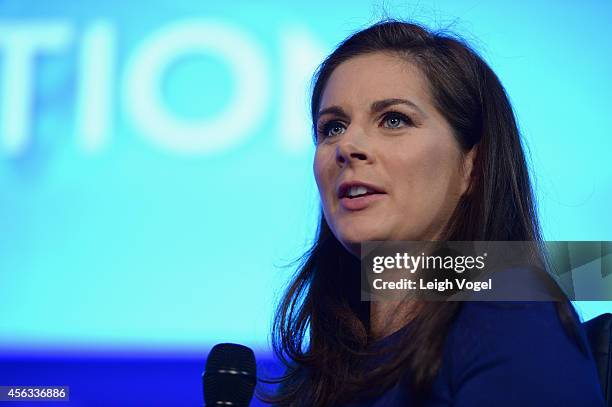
top-left (313, 150), bottom-right (334, 201)
top-left (313, 154), bottom-right (324, 193)
top-left (391, 141), bottom-right (461, 203)
top-left (313, 152), bottom-right (336, 230)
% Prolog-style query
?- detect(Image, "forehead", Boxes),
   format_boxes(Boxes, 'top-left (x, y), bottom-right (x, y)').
top-left (319, 52), bottom-right (433, 111)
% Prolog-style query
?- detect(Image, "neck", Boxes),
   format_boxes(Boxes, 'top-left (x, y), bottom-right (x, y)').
top-left (369, 299), bottom-right (422, 340)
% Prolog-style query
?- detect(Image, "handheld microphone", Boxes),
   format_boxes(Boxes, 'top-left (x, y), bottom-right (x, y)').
top-left (203, 343), bottom-right (257, 406)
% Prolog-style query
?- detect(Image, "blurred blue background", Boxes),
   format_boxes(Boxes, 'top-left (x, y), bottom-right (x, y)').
top-left (1, 0), bottom-right (611, 405)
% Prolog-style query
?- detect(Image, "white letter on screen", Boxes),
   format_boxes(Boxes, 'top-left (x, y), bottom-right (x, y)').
top-left (76, 20), bottom-right (116, 153)
top-left (0, 21), bottom-right (72, 156)
top-left (123, 19), bottom-right (270, 155)
top-left (278, 25), bottom-right (327, 154)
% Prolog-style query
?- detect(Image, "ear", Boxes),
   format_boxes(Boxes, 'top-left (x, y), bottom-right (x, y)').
top-left (460, 146), bottom-right (477, 196)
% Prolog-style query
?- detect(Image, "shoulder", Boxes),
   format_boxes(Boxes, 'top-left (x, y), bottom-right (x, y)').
top-left (450, 301), bottom-right (587, 356)
top-left (437, 301), bottom-right (604, 406)
top-left (453, 301), bottom-right (576, 339)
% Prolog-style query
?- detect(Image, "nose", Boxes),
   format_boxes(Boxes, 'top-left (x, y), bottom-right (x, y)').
top-left (335, 130), bottom-right (371, 167)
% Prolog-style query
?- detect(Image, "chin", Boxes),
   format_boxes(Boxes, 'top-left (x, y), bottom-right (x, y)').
top-left (334, 226), bottom-right (388, 255)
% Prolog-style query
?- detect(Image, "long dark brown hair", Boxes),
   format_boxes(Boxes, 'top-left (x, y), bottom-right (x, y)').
top-left (259, 19), bottom-right (585, 406)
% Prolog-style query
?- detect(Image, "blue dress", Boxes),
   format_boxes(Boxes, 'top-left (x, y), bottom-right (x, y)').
top-left (338, 301), bottom-right (605, 406)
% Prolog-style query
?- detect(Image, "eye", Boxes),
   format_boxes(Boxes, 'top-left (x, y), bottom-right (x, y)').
top-left (381, 112), bottom-right (412, 129)
top-left (317, 120), bottom-right (346, 140)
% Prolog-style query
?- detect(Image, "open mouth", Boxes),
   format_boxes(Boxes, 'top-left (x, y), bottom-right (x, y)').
top-left (344, 188), bottom-right (382, 199)
top-left (337, 183), bottom-right (385, 199)
top-left (337, 183), bottom-right (386, 211)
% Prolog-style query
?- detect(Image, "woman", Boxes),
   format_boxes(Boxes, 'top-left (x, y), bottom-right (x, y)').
top-left (262, 20), bottom-right (604, 406)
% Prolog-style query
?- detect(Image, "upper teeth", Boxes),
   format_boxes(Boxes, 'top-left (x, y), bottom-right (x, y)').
top-left (348, 186), bottom-right (370, 197)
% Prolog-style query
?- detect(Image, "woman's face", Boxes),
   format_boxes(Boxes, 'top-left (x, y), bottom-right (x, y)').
top-left (313, 52), bottom-right (474, 256)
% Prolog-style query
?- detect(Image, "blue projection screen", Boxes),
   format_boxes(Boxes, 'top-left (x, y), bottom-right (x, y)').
top-left (1, 0), bottom-right (611, 355)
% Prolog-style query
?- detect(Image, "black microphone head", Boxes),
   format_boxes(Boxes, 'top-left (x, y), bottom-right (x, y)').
top-left (203, 343), bottom-right (257, 407)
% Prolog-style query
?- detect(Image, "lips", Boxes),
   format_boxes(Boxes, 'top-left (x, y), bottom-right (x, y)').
top-left (337, 181), bottom-right (385, 199)
top-left (336, 181), bottom-right (386, 211)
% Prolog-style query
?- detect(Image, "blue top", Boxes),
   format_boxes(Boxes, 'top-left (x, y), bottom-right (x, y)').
top-left (338, 301), bottom-right (605, 406)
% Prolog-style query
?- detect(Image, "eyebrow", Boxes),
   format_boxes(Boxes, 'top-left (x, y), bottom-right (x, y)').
top-left (316, 106), bottom-right (350, 122)
top-left (371, 98), bottom-right (425, 116)
top-left (317, 98), bottom-right (426, 122)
